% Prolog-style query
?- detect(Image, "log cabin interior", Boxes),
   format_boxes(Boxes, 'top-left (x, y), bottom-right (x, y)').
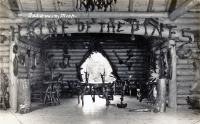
top-left (0, 0), bottom-right (200, 123)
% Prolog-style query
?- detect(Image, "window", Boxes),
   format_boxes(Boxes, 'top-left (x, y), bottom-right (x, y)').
top-left (81, 52), bottom-right (115, 83)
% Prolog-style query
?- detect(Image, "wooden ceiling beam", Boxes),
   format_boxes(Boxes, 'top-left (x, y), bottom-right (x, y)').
top-left (36, 0), bottom-right (46, 29)
top-left (169, 0), bottom-right (200, 21)
top-left (165, 0), bottom-right (172, 11)
top-left (0, 3), bottom-right (17, 19)
top-left (0, 16), bottom-right (199, 24)
top-left (16, 0), bottom-right (23, 11)
top-left (147, 0), bottom-right (154, 12)
top-left (36, 0), bottom-right (42, 12)
top-left (54, 0), bottom-right (61, 11)
top-left (72, 0), bottom-right (76, 11)
top-left (144, 0), bottom-right (155, 24)
top-left (18, 11), bottom-right (169, 18)
top-left (168, 0), bottom-right (177, 14)
top-left (129, 0), bottom-right (134, 12)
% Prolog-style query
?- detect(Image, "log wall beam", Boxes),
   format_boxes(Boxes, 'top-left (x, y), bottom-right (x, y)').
top-left (169, 0), bottom-right (200, 21)
top-left (18, 11), bottom-right (169, 18)
top-left (0, 18), bottom-right (199, 27)
top-left (9, 37), bottom-right (18, 110)
top-left (0, 12), bottom-right (199, 24)
top-left (0, 24), bottom-right (193, 42)
top-left (163, 18), bottom-right (200, 24)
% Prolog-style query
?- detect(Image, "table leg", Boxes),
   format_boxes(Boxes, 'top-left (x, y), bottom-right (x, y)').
top-left (129, 86), bottom-right (132, 98)
top-left (44, 86), bottom-right (50, 106)
top-left (81, 86), bottom-right (87, 106)
top-left (105, 92), bottom-right (109, 106)
top-left (92, 89), bottom-right (95, 102)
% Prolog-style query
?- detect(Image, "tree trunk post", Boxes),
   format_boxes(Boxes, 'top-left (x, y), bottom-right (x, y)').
top-left (17, 78), bottom-right (31, 114)
top-left (9, 36), bottom-right (18, 110)
top-left (157, 79), bottom-right (167, 112)
top-left (168, 40), bottom-right (177, 109)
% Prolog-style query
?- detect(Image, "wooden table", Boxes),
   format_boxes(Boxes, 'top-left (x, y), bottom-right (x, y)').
top-left (77, 82), bottom-right (114, 106)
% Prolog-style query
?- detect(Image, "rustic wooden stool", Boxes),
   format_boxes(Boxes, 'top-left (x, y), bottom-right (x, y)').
top-left (43, 82), bottom-right (60, 106)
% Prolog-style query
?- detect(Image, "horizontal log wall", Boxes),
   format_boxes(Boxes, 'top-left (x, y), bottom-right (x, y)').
top-left (45, 34), bottom-right (149, 83)
top-left (0, 39), bottom-right (10, 84)
top-left (0, 38), bottom-right (10, 103)
top-left (176, 40), bottom-right (200, 107)
top-left (17, 40), bottom-right (45, 84)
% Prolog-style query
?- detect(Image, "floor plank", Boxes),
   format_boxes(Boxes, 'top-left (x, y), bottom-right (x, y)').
top-left (0, 95), bottom-right (200, 124)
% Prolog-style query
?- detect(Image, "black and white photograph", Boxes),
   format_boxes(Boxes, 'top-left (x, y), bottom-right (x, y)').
top-left (0, 0), bottom-right (200, 124)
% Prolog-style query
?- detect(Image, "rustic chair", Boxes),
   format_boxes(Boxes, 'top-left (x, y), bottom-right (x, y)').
top-left (43, 74), bottom-right (63, 106)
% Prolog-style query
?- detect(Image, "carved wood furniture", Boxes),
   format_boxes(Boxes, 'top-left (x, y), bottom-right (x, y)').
top-left (77, 82), bottom-right (114, 106)
top-left (43, 81), bottom-right (60, 106)
top-left (136, 82), bottom-right (157, 106)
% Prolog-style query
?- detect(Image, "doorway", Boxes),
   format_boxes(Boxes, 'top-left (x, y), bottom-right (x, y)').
top-left (81, 52), bottom-right (115, 83)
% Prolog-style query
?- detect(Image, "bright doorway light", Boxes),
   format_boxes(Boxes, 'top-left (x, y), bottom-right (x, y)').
top-left (81, 52), bottom-right (115, 83)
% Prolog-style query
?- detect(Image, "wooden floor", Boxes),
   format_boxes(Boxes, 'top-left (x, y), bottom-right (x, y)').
top-left (1, 95), bottom-right (200, 124)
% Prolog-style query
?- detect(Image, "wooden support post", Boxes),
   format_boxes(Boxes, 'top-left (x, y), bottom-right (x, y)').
top-left (169, 0), bottom-right (200, 21)
top-left (17, 78), bottom-right (31, 114)
top-left (157, 79), bottom-right (167, 112)
top-left (168, 40), bottom-right (177, 109)
top-left (9, 37), bottom-right (18, 110)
